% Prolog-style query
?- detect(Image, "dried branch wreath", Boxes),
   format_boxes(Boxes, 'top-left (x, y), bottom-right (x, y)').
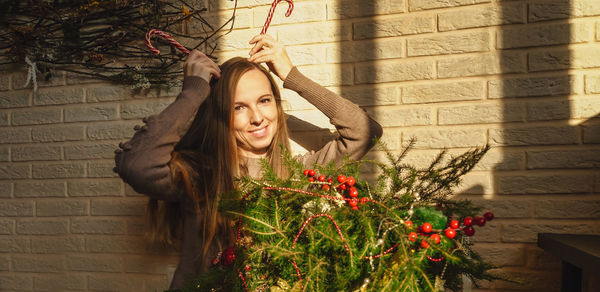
top-left (0, 0), bottom-right (238, 89)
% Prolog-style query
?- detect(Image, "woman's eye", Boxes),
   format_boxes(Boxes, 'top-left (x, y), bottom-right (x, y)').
top-left (261, 98), bottom-right (272, 103)
top-left (234, 105), bottom-right (243, 111)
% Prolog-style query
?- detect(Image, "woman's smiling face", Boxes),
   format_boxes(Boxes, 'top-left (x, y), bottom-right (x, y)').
top-left (232, 69), bottom-right (278, 158)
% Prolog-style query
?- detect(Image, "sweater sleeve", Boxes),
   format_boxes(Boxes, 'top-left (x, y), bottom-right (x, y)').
top-left (113, 76), bottom-right (210, 201)
top-left (283, 67), bottom-right (383, 167)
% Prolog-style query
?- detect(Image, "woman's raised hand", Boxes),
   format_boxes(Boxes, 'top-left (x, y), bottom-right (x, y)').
top-left (183, 50), bottom-right (221, 83)
top-left (248, 34), bottom-right (293, 81)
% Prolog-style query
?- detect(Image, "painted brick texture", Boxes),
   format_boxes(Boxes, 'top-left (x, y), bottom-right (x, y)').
top-left (1, 0), bottom-right (599, 291)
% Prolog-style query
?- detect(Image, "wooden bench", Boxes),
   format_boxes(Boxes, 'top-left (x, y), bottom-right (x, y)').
top-left (537, 233), bottom-right (600, 292)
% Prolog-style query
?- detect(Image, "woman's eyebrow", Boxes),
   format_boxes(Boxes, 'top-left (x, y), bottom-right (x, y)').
top-left (234, 93), bottom-right (273, 104)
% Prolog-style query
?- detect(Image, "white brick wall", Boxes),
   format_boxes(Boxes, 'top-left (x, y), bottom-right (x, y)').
top-left (1, 0), bottom-right (599, 291)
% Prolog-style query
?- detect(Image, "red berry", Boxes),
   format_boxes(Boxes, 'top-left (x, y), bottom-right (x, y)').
top-left (360, 197), bottom-right (369, 204)
top-left (308, 169), bottom-right (316, 177)
top-left (463, 226), bottom-right (475, 236)
top-left (474, 216), bottom-right (486, 227)
top-left (408, 232), bottom-right (418, 242)
top-left (463, 217), bottom-right (473, 227)
top-left (337, 175), bottom-right (346, 183)
top-left (318, 175), bottom-right (326, 182)
top-left (430, 233), bottom-right (441, 244)
top-left (405, 220), bottom-right (414, 229)
top-left (444, 228), bottom-right (456, 239)
top-left (349, 199), bottom-right (358, 207)
top-left (348, 187), bottom-right (359, 198)
top-left (421, 223), bottom-right (432, 233)
top-left (450, 219), bottom-right (460, 229)
top-left (308, 177), bottom-right (315, 182)
top-left (351, 206), bottom-right (359, 211)
top-left (484, 211), bottom-right (494, 221)
top-left (421, 240), bottom-right (430, 248)
top-left (322, 185), bottom-right (330, 191)
top-left (221, 247), bottom-right (236, 266)
top-left (339, 183), bottom-right (347, 190)
top-left (245, 265), bottom-right (251, 271)
top-left (346, 177), bottom-right (355, 186)
top-left (303, 169), bottom-right (309, 176)
top-left (327, 178), bottom-right (333, 184)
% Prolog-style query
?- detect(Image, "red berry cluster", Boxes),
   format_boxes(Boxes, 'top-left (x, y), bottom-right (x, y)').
top-left (302, 170), bottom-right (366, 210)
top-left (405, 221), bottom-right (442, 249)
top-left (212, 246), bottom-right (237, 267)
top-left (404, 211), bottom-right (494, 248)
top-left (459, 211), bottom-right (494, 237)
top-left (303, 169), bottom-right (331, 189)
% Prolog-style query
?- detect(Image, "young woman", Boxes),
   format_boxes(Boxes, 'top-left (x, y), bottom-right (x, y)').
top-left (113, 34), bottom-right (382, 289)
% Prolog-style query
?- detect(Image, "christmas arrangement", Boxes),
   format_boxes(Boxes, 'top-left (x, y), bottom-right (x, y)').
top-left (176, 141), bottom-right (502, 291)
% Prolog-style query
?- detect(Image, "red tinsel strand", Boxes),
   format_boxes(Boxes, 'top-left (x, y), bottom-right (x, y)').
top-left (292, 213), bottom-right (350, 252)
top-left (236, 217), bottom-right (243, 241)
top-left (234, 193), bottom-right (250, 288)
top-left (145, 29), bottom-right (190, 55)
top-left (262, 186), bottom-right (378, 204)
top-left (291, 259), bottom-right (303, 289)
top-left (241, 192), bottom-right (250, 200)
top-left (263, 186), bottom-right (343, 201)
top-left (237, 269), bottom-right (249, 291)
top-left (236, 193), bottom-right (250, 242)
top-left (261, 186), bottom-right (388, 210)
top-left (261, 0), bottom-right (294, 34)
top-left (362, 243), bottom-right (400, 259)
top-left (426, 255), bottom-right (445, 262)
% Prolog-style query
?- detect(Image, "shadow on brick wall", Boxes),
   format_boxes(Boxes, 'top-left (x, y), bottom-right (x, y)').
top-left (286, 0), bottom-right (381, 156)
top-left (486, 1), bottom-right (600, 291)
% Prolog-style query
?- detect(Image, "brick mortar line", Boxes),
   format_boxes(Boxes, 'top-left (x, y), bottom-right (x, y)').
top-left (525, 16), bottom-right (600, 27)
top-left (473, 242), bottom-right (537, 247)
top-left (0, 178), bottom-right (120, 184)
top-left (484, 218), bottom-right (600, 224)
top-left (436, 119), bottom-right (598, 128)
top-left (407, 1), bottom-right (498, 14)
top-left (378, 121), bottom-right (589, 130)
top-left (4, 142), bottom-right (121, 148)
top-left (356, 163), bottom-right (599, 176)
top-left (458, 194), bottom-right (600, 200)
top-left (488, 168), bottom-right (599, 176)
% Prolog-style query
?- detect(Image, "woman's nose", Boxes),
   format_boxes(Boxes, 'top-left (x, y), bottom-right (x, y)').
top-left (249, 107), bottom-right (264, 124)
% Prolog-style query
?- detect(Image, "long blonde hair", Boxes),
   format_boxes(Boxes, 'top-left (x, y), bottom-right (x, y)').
top-left (147, 57), bottom-right (291, 258)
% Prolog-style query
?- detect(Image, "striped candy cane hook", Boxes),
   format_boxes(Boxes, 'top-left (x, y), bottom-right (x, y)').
top-left (261, 0), bottom-right (294, 35)
top-left (145, 29), bottom-right (190, 55)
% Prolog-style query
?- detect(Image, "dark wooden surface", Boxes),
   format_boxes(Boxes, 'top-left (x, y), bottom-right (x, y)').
top-left (537, 233), bottom-right (600, 275)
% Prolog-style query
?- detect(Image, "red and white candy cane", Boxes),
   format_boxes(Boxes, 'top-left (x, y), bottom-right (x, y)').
top-left (261, 0), bottom-right (294, 34)
top-left (145, 29), bottom-right (190, 55)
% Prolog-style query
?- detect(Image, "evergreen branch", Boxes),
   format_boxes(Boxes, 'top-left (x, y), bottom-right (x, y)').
top-left (274, 198), bottom-right (281, 230)
top-left (245, 228), bottom-right (278, 236)
top-left (226, 211), bottom-right (286, 238)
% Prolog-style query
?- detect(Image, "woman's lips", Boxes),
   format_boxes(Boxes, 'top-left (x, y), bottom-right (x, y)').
top-left (249, 125), bottom-right (268, 137)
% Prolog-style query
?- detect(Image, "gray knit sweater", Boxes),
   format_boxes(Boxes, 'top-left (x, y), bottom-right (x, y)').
top-left (114, 67), bottom-right (382, 289)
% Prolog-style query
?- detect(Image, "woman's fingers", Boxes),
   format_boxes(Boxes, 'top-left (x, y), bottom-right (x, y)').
top-left (249, 34), bottom-right (273, 44)
top-left (248, 48), bottom-right (271, 62)
top-left (247, 34), bottom-right (293, 81)
top-left (209, 62), bottom-right (221, 79)
top-left (249, 35), bottom-right (275, 51)
top-left (183, 50), bottom-right (221, 81)
top-left (249, 38), bottom-right (275, 57)
top-left (249, 53), bottom-right (273, 64)
top-left (186, 49), bottom-right (205, 62)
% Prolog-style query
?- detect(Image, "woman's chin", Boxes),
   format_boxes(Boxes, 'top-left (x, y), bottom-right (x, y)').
top-left (237, 141), bottom-right (268, 158)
